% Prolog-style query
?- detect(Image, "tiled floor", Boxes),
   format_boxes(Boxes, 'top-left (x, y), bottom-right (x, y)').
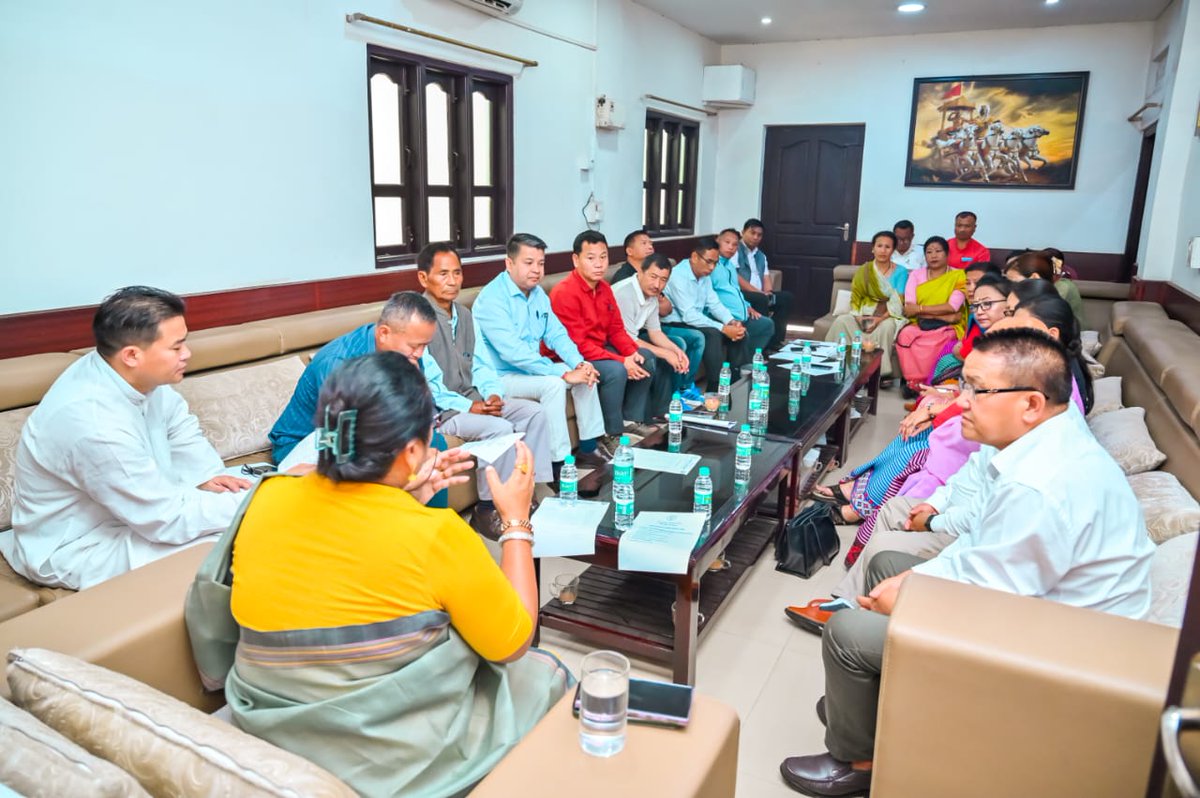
top-left (509, 386), bottom-right (910, 797)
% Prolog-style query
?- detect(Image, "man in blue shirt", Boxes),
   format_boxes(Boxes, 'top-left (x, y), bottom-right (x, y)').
top-left (268, 292), bottom-right (454, 508)
top-left (737, 218), bottom-right (795, 349)
top-left (713, 228), bottom-right (773, 355)
top-left (472, 233), bottom-right (609, 470)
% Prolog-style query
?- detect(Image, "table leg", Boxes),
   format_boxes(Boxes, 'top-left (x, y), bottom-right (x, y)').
top-left (833, 405), bottom-right (852, 467)
top-left (785, 450), bottom-right (800, 519)
top-left (867, 362), bottom-right (882, 415)
top-left (672, 577), bottom-right (699, 685)
top-left (533, 558), bottom-right (542, 648)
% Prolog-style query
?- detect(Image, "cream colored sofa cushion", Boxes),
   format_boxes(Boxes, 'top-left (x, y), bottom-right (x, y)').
top-left (1088, 407), bottom-right (1166, 475)
top-left (174, 357), bottom-right (306, 461)
top-left (7, 648), bottom-right (355, 798)
top-left (0, 695), bottom-right (150, 797)
top-left (1128, 471), bottom-right (1200, 544)
top-left (1147, 532), bottom-right (1198, 628)
top-left (0, 406), bottom-right (34, 530)
top-left (1087, 376), bottom-right (1123, 419)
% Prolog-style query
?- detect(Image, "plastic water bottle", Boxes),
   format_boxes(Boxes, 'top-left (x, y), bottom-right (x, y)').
top-left (753, 360), bottom-right (770, 417)
top-left (693, 466), bottom-right (713, 538)
top-left (788, 358), bottom-right (803, 403)
top-left (668, 392), bottom-right (684, 452)
top-left (748, 396), bottom-right (765, 448)
top-left (851, 330), bottom-right (862, 369)
top-left (836, 332), bottom-right (847, 374)
top-left (717, 362), bottom-right (732, 416)
top-left (735, 424), bottom-right (753, 486)
top-left (801, 342), bottom-right (813, 374)
top-left (558, 455), bottom-right (578, 504)
top-left (612, 436), bottom-right (635, 531)
top-left (752, 347), bottom-right (765, 371)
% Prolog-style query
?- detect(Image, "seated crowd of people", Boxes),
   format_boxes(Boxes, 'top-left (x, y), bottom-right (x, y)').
top-left (0, 208), bottom-right (1158, 796)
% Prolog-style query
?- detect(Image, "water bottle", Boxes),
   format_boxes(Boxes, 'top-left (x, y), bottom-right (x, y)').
top-left (801, 342), bottom-right (813, 374)
top-left (558, 455), bottom-right (578, 504)
top-left (735, 424), bottom-right (753, 485)
top-left (752, 347), bottom-right (765, 371)
top-left (753, 360), bottom-right (770, 417)
top-left (612, 435), bottom-right (635, 531)
top-left (788, 358), bottom-right (803, 403)
top-left (668, 392), bottom-right (683, 452)
top-left (851, 330), bottom-right (862, 369)
top-left (693, 466), bottom-right (713, 538)
top-left (748, 395), bottom-right (765, 446)
top-left (836, 332), bottom-right (847, 374)
top-left (717, 362), bottom-right (732, 416)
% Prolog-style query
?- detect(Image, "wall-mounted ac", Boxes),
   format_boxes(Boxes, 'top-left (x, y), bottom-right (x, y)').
top-left (703, 65), bottom-right (756, 108)
top-left (448, 0), bottom-right (524, 15)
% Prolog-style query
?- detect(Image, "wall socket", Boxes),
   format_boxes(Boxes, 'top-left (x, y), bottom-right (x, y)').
top-left (1190, 236), bottom-right (1200, 270)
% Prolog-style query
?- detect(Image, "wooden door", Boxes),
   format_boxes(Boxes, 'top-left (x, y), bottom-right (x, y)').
top-left (760, 125), bottom-right (865, 321)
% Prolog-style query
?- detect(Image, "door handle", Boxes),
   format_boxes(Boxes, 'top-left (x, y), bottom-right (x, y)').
top-left (1162, 706), bottom-right (1200, 797)
top-left (840, 223), bottom-right (850, 242)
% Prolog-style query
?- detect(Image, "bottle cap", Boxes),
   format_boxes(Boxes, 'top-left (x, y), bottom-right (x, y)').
top-left (793, 358), bottom-right (800, 365)
top-left (672, 391), bottom-right (680, 399)
top-left (620, 435), bottom-right (630, 445)
top-left (698, 466), bottom-right (710, 477)
top-left (741, 424), bottom-right (751, 432)
top-left (564, 455), bottom-right (575, 465)
top-left (755, 347), bottom-right (763, 354)
top-left (722, 361), bottom-right (730, 368)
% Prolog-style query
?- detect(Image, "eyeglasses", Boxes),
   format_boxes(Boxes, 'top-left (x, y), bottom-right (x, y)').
top-left (968, 299), bottom-right (1003, 313)
top-left (700, 256), bottom-right (719, 266)
top-left (959, 381), bottom-right (1044, 399)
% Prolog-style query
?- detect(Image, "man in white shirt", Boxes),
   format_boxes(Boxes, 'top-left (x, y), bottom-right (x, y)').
top-left (0, 287), bottom-right (249, 590)
top-left (779, 328), bottom-right (1153, 797)
top-left (889, 219), bottom-right (927, 272)
top-left (612, 253), bottom-right (697, 414)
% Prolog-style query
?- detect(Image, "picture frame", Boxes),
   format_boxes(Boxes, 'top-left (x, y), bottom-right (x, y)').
top-left (904, 71), bottom-right (1089, 190)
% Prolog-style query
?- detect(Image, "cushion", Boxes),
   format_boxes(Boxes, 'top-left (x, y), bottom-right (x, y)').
top-left (1109, 301), bottom-right (1167, 336)
top-left (1147, 532), bottom-right (1198, 628)
top-left (0, 406), bottom-right (35, 531)
top-left (174, 357), bottom-right (306, 461)
top-left (0, 354), bottom-right (80, 414)
top-left (0, 695), bottom-right (150, 797)
top-left (1082, 350), bottom-right (1105, 380)
top-left (1127, 472), bottom-right (1200, 544)
top-left (1162, 366), bottom-right (1200, 438)
top-left (1123, 318), bottom-right (1197, 383)
top-left (1086, 377), bottom-right (1123, 419)
top-left (1080, 330), bottom-right (1101, 358)
top-left (7, 648), bottom-right (355, 797)
top-left (1088, 407), bottom-right (1167, 475)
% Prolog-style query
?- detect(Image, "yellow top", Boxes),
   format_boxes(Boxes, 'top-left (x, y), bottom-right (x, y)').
top-left (230, 474), bottom-right (532, 662)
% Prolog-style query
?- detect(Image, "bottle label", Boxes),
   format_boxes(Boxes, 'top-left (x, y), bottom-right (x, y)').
top-left (614, 464), bottom-right (633, 483)
top-left (615, 499), bottom-right (634, 515)
top-left (669, 411), bottom-right (682, 422)
top-left (736, 444), bottom-right (751, 458)
top-left (694, 494), bottom-right (712, 511)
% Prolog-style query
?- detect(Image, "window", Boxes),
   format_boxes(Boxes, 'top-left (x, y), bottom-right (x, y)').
top-left (367, 46), bottom-right (512, 266)
top-left (643, 111), bottom-right (699, 236)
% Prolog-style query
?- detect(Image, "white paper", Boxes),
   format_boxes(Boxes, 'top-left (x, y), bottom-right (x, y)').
top-left (457, 432), bottom-right (523, 463)
top-left (530, 497), bottom-right (607, 558)
top-left (631, 448), bottom-right (701, 475)
top-left (277, 430), bottom-right (318, 472)
top-left (681, 413), bottom-right (737, 430)
top-left (618, 512), bottom-right (707, 574)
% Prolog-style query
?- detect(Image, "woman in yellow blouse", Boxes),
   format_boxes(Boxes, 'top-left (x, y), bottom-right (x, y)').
top-left (196, 351), bottom-right (571, 798)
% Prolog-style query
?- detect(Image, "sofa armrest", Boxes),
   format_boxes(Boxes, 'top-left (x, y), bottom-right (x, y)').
top-left (0, 579), bottom-right (38, 623)
top-left (873, 575), bottom-right (1176, 798)
top-left (0, 543), bottom-right (220, 712)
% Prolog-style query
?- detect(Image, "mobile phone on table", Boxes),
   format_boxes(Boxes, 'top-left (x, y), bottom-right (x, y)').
top-left (572, 677), bottom-right (694, 727)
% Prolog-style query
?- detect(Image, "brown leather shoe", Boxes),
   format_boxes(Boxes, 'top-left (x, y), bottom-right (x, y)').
top-left (784, 599), bottom-right (835, 635)
top-left (780, 753), bottom-right (871, 796)
top-left (816, 696), bottom-right (827, 727)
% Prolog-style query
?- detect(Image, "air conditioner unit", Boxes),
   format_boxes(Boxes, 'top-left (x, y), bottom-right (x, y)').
top-left (449, 0), bottom-right (524, 15)
top-left (703, 65), bottom-right (756, 108)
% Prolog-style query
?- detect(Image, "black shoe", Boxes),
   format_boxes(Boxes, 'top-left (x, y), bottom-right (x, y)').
top-left (816, 696), bottom-right (826, 728)
top-left (779, 753), bottom-right (871, 796)
top-left (900, 382), bottom-right (918, 400)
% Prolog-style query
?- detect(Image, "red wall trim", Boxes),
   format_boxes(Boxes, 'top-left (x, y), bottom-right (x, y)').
top-left (850, 241), bottom-right (1129, 283)
top-left (0, 238), bottom-right (699, 360)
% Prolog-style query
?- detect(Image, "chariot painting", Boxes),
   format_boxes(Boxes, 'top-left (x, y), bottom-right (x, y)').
top-left (905, 72), bottom-right (1089, 190)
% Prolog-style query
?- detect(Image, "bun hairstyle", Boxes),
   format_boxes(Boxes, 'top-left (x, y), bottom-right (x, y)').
top-left (1010, 278), bottom-right (1058, 306)
top-left (1014, 292), bottom-right (1094, 414)
top-left (314, 352), bottom-right (435, 483)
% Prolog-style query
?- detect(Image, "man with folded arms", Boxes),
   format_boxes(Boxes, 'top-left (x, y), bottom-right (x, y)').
top-left (1, 287), bottom-right (250, 590)
top-left (473, 233), bottom-right (608, 470)
top-left (779, 329), bottom-right (1153, 797)
top-left (736, 218), bottom-right (795, 349)
top-left (713, 228), bottom-right (774, 353)
top-left (550, 230), bottom-right (660, 433)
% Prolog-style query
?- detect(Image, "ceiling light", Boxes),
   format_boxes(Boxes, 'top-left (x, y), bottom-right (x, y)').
top-left (1045, 0), bottom-right (1060, 4)
top-left (897, 2), bottom-right (926, 12)
top-left (761, 16), bottom-right (772, 24)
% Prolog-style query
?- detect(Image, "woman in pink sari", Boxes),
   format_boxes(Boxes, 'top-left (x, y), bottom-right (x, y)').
top-left (894, 237), bottom-right (967, 398)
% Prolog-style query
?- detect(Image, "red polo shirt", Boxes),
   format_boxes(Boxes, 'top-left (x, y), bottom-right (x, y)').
top-left (947, 237), bottom-right (991, 269)
top-left (547, 270), bottom-right (638, 362)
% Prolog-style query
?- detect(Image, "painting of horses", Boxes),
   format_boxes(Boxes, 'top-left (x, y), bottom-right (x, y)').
top-left (905, 72), bottom-right (1088, 189)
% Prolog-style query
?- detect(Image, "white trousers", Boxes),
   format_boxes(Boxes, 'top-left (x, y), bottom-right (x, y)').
top-left (831, 495), bottom-right (957, 598)
top-left (500, 374), bottom-right (606, 461)
top-left (439, 397), bottom-right (554, 497)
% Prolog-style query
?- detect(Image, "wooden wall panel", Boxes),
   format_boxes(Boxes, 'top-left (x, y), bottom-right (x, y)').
top-left (849, 241), bottom-right (1128, 282)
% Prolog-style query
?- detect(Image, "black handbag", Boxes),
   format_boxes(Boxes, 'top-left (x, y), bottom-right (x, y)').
top-left (917, 317), bottom-right (952, 331)
top-left (775, 503), bottom-right (840, 579)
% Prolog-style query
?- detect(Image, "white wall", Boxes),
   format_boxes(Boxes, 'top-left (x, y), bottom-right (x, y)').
top-left (0, 0), bottom-right (718, 315)
top-left (714, 22), bottom-right (1154, 253)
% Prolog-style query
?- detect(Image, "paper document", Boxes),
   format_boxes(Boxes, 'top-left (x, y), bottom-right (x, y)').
top-left (681, 414), bottom-right (737, 430)
top-left (618, 512), bottom-right (708, 574)
top-left (631, 448), bottom-right (701, 475)
top-left (530, 498), bottom-right (607, 558)
top-left (458, 432), bottom-right (524, 464)
top-left (277, 431), bottom-right (318, 472)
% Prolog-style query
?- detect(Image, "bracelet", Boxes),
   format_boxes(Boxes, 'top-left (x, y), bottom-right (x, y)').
top-left (499, 518), bottom-right (532, 533)
top-left (497, 530), bottom-right (534, 546)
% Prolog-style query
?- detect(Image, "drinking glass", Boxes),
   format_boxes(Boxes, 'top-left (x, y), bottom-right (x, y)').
top-left (579, 650), bottom-right (630, 757)
top-left (553, 573), bottom-right (580, 605)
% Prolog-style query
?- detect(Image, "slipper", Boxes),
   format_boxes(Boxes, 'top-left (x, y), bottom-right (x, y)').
top-left (807, 484), bottom-right (851, 508)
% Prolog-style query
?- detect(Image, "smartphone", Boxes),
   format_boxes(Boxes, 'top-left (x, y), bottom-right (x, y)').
top-left (572, 678), bottom-right (694, 727)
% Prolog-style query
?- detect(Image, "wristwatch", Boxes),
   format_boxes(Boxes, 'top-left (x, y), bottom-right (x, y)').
top-left (925, 512), bottom-right (939, 531)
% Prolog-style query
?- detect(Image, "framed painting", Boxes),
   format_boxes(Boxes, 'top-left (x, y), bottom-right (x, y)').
top-left (905, 72), bottom-right (1089, 189)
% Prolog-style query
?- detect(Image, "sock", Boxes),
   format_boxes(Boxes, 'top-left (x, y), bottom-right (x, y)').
top-left (579, 438), bottom-right (598, 454)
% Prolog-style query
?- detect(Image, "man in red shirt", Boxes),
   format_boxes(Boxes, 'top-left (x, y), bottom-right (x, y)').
top-left (946, 210), bottom-right (991, 269)
top-left (549, 230), bottom-right (660, 436)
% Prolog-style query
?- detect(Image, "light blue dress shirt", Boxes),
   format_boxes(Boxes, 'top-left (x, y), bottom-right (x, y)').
top-left (710, 256), bottom-right (750, 321)
top-left (915, 406), bottom-right (1153, 620)
top-left (472, 271), bottom-right (584, 377)
top-left (662, 263), bottom-right (734, 330)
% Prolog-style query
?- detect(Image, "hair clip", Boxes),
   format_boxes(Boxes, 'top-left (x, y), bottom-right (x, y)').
top-left (315, 407), bottom-right (358, 464)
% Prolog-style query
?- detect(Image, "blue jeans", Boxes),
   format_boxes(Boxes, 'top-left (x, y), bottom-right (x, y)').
top-left (664, 328), bottom-right (705, 390)
top-left (427, 431), bottom-right (449, 508)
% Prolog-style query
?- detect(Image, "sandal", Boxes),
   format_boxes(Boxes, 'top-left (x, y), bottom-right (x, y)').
top-left (808, 484), bottom-right (851, 508)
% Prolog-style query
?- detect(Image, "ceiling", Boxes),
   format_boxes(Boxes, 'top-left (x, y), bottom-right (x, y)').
top-left (632, 0), bottom-right (1173, 45)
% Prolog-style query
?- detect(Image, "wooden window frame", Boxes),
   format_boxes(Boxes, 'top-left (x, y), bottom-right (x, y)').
top-left (367, 46), bottom-right (513, 267)
top-left (643, 110), bottom-right (699, 237)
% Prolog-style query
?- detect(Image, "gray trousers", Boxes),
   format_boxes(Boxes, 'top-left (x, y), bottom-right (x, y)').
top-left (831, 496), bottom-right (956, 598)
top-left (823, 550), bottom-right (926, 762)
top-left (590, 346), bottom-right (658, 433)
top-left (438, 398), bottom-right (553, 498)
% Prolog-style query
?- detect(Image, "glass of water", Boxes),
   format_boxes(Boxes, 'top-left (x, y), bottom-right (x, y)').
top-left (579, 650), bottom-right (630, 757)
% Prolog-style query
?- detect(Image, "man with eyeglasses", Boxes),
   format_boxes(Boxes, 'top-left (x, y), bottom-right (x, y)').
top-left (662, 236), bottom-right (752, 392)
top-left (778, 328), bottom-right (1153, 797)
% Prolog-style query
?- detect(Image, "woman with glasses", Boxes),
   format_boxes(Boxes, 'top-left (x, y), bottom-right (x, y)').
top-left (929, 272), bottom-right (1011, 385)
top-left (187, 352), bottom-right (572, 797)
top-left (894, 236), bottom-right (967, 397)
top-left (825, 230), bottom-right (907, 384)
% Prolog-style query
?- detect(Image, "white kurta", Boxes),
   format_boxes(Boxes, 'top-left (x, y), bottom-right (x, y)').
top-left (0, 352), bottom-right (242, 590)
